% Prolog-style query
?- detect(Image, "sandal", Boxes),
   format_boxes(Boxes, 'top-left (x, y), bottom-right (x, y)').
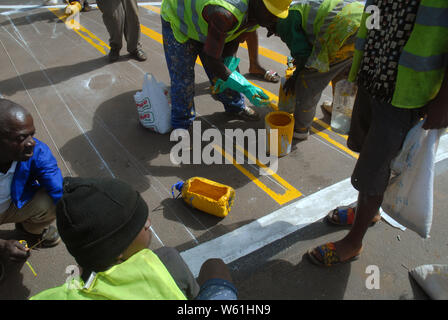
top-left (325, 205), bottom-right (380, 227)
top-left (307, 242), bottom-right (360, 267)
top-left (250, 70), bottom-right (280, 83)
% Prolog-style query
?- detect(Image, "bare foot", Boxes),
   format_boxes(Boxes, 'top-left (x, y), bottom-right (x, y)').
top-left (248, 65), bottom-right (266, 76)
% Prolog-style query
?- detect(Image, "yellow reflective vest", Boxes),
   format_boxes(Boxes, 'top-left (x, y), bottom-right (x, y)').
top-left (30, 249), bottom-right (187, 300)
top-left (161, 0), bottom-right (257, 44)
top-left (291, 0), bottom-right (364, 72)
top-left (349, 0), bottom-right (448, 108)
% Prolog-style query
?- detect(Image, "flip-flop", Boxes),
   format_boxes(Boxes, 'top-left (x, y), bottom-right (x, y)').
top-left (325, 205), bottom-right (379, 227)
top-left (250, 70), bottom-right (280, 83)
top-left (307, 242), bottom-right (360, 267)
top-left (326, 205), bottom-right (356, 226)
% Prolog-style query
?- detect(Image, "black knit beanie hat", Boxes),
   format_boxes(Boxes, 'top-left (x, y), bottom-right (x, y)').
top-left (56, 177), bottom-right (149, 272)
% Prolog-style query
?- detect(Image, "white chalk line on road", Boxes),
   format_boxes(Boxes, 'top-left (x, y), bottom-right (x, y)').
top-left (0, 3), bottom-right (162, 15)
top-left (181, 133), bottom-right (448, 277)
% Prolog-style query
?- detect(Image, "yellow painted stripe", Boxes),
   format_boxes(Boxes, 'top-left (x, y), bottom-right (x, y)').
top-left (215, 145), bottom-right (302, 205)
top-left (48, 8), bottom-right (302, 205)
top-left (239, 42), bottom-right (287, 66)
top-left (139, 24), bottom-right (204, 67)
top-left (313, 118), bottom-right (348, 140)
top-left (142, 4), bottom-right (161, 14)
top-left (139, 23), bottom-right (163, 43)
top-left (310, 127), bottom-right (359, 159)
top-left (234, 144), bottom-right (302, 204)
top-left (49, 8), bottom-right (110, 55)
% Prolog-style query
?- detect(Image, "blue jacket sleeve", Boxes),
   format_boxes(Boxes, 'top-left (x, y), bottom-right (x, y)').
top-left (34, 142), bottom-right (63, 204)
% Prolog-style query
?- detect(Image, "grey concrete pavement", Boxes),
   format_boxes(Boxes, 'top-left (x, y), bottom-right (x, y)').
top-left (0, 1), bottom-right (446, 300)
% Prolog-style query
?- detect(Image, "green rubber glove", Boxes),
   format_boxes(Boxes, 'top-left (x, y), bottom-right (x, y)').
top-left (214, 71), bottom-right (270, 107)
top-left (223, 56), bottom-right (240, 72)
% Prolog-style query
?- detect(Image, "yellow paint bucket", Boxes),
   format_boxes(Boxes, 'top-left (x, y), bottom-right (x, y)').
top-left (265, 111), bottom-right (295, 157)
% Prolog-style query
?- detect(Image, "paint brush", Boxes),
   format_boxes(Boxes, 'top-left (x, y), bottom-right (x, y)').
top-left (19, 240), bottom-right (37, 277)
top-left (28, 227), bottom-right (58, 250)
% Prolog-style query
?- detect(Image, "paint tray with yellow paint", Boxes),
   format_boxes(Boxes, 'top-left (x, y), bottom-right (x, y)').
top-left (171, 177), bottom-right (235, 218)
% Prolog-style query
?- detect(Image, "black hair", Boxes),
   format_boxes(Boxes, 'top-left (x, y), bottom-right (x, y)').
top-left (0, 99), bottom-right (30, 136)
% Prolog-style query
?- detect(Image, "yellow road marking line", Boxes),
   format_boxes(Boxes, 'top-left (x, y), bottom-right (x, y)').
top-left (142, 4), bottom-right (161, 14)
top-left (215, 144), bottom-right (302, 205)
top-left (238, 41), bottom-right (287, 65)
top-left (313, 118), bottom-right (348, 140)
top-left (234, 144), bottom-right (302, 204)
top-left (310, 127), bottom-right (358, 159)
top-left (48, 8), bottom-right (302, 205)
top-left (49, 8), bottom-right (110, 54)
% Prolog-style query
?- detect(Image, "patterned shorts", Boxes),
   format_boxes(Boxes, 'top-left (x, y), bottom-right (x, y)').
top-left (195, 278), bottom-right (238, 300)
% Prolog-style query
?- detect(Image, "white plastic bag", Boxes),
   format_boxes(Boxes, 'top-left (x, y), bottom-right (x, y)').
top-left (134, 73), bottom-right (172, 134)
top-left (409, 264), bottom-right (448, 300)
top-left (381, 120), bottom-right (443, 238)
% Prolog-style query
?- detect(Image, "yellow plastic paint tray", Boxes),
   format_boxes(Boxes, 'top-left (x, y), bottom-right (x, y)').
top-left (172, 177), bottom-right (235, 218)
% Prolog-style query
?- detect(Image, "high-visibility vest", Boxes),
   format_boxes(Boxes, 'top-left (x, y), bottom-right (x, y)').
top-left (161, 0), bottom-right (258, 44)
top-left (30, 249), bottom-right (187, 300)
top-left (349, 0), bottom-right (448, 109)
top-left (290, 0), bottom-right (364, 72)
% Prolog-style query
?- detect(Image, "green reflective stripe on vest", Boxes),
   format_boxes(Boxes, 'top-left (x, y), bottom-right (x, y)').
top-left (392, 0), bottom-right (448, 108)
top-left (400, 51), bottom-right (448, 72)
top-left (30, 249), bottom-right (187, 300)
top-left (415, 5), bottom-right (448, 27)
top-left (223, 0), bottom-right (248, 12)
top-left (354, 36), bottom-right (365, 51)
top-left (176, 1), bottom-right (190, 42)
top-left (161, 0), bottom-right (249, 44)
top-left (421, 0), bottom-right (448, 8)
top-left (307, 0), bottom-right (344, 62)
top-left (304, 1), bottom-right (320, 35)
top-left (188, 0), bottom-right (207, 42)
top-left (348, 7), bottom-right (369, 82)
top-left (293, 0), bottom-right (363, 72)
top-left (300, 0), bottom-right (343, 41)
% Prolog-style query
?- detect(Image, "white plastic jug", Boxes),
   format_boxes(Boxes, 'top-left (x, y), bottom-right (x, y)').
top-left (330, 79), bottom-right (357, 134)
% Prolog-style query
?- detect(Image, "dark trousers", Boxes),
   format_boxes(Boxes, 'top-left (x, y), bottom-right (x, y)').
top-left (96, 0), bottom-right (142, 53)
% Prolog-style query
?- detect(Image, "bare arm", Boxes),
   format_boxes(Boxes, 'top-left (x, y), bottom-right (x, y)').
top-left (423, 69), bottom-right (448, 130)
top-left (201, 5), bottom-right (239, 81)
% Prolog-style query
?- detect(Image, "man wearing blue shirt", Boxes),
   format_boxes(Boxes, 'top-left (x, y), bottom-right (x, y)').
top-left (0, 99), bottom-right (62, 268)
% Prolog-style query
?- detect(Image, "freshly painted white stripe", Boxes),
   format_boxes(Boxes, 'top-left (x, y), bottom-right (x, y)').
top-left (181, 178), bottom-right (358, 277)
top-left (181, 133), bottom-right (448, 277)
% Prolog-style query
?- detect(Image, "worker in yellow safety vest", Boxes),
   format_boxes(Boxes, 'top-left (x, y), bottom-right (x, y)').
top-left (272, 0), bottom-right (365, 140)
top-left (160, 0), bottom-right (292, 129)
top-left (31, 177), bottom-right (238, 300)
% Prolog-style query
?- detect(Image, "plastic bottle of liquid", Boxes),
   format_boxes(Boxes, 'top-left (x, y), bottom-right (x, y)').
top-left (330, 79), bottom-right (357, 134)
